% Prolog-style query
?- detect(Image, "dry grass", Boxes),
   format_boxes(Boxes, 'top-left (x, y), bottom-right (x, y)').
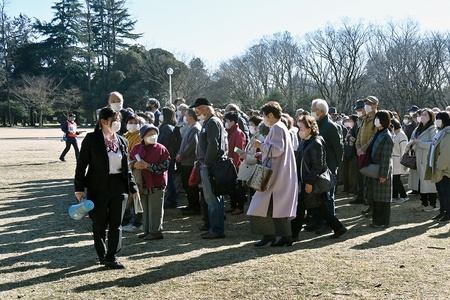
top-left (1, 127), bottom-right (450, 300)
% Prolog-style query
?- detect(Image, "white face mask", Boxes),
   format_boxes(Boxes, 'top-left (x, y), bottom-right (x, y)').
top-left (343, 122), bottom-right (350, 128)
top-left (126, 124), bottom-right (140, 133)
top-left (110, 103), bottom-right (123, 111)
top-left (159, 115), bottom-right (164, 123)
top-left (69, 117), bottom-right (75, 122)
top-left (145, 135), bottom-right (158, 144)
top-left (198, 115), bottom-right (205, 121)
top-left (416, 116), bottom-right (422, 123)
top-left (249, 126), bottom-right (256, 135)
top-left (435, 119), bottom-right (443, 129)
top-left (183, 116), bottom-right (187, 123)
top-left (310, 111), bottom-right (319, 120)
top-left (111, 121), bottom-right (121, 133)
top-left (364, 104), bottom-right (372, 113)
top-left (374, 118), bottom-right (381, 128)
top-left (357, 111), bottom-right (363, 118)
top-left (403, 119), bottom-right (409, 125)
top-left (225, 122), bottom-right (231, 129)
top-left (336, 120), bottom-right (342, 125)
top-left (409, 112), bottom-right (415, 117)
top-left (420, 115), bottom-right (429, 125)
top-left (176, 110), bottom-right (182, 118)
top-left (299, 129), bottom-right (310, 140)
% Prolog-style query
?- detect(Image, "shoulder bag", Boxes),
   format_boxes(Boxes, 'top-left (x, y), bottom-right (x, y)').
top-left (400, 148), bottom-right (416, 169)
top-left (209, 158), bottom-right (237, 196)
top-left (359, 163), bottom-right (380, 179)
top-left (247, 146), bottom-right (273, 192)
top-left (301, 159), bottom-right (336, 194)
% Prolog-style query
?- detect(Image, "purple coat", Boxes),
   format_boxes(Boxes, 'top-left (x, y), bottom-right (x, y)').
top-left (247, 121), bottom-right (298, 218)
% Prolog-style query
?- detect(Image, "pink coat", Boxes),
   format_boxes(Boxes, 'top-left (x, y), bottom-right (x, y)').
top-left (247, 121), bottom-right (298, 218)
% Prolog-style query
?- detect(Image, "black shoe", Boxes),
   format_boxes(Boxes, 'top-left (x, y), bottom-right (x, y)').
top-left (361, 207), bottom-right (372, 214)
top-left (59, 157), bottom-right (66, 162)
top-left (439, 215), bottom-right (450, 223)
top-left (180, 206), bottom-right (192, 211)
top-left (330, 227), bottom-right (347, 239)
top-left (304, 222), bottom-right (320, 232)
top-left (98, 256), bottom-right (106, 265)
top-left (105, 259), bottom-right (125, 269)
top-left (410, 190), bottom-right (420, 195)
top-left (164, 204), bottom-right (178, 209)
top-left (182, 209), bottom-right (201, 216)
top-left (138, 232), bottom-right (150, 239)
top-left (370, 224), bottom-right (388, 229)
top-left (315, 225), bottom-right (332, 235)
top-left (254, 235), bottom-right (276, 247)
top-left (271, 236), bottom-right (293, 247)
top-left (291, 235), bottom-right (300, 242)
top-left (432, 213), bottom-right (445, 220)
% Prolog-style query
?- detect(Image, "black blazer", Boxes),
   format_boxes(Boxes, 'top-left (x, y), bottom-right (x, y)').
top-left (75, 129), bottom-right (137, 195)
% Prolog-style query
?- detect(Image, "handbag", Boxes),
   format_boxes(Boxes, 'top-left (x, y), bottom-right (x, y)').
top-left (400, 149), bottom-right (416, 169)
top-left (237, 160), bottom-right (256, 181)
top-left (188, 163), bottom-right (201, 186)
top-left (358, 152), bottom-right (372, 169)
top-left (208, 158), bottom-right (237, 196)
top-left (301, 159), bottom-right (336, 194)
top-left (247, 146), bottom-right (273, 192)
top-left (359, 163), bottom-right (380, 179)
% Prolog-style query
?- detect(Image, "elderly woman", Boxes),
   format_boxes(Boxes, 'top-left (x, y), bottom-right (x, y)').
top-left (391, 118), bottom-right (409, 203)
top-left (291, 115), bottom-right (347, 240)
top-left (407, 108), bottom-right (438, 211)
top-left (425, 111), bottom-right (450, 222)
top-left (366, 110), bottom-right (394, 228)
top-left (247, 101), bottom-right (298, 247)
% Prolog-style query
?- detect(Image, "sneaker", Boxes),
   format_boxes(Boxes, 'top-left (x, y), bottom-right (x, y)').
top-left (423, 206), bottom-right (439, 212)
top-left (122, 224), bottom-right (141, 233)
top-left (432, 213), bottom-right (444, 220)
top-left (439, 215), bottom-right (450, 223)
top-left (414, 204), bottom-right (427, 211)
top-left (396, 197), bottom-right (409, 203)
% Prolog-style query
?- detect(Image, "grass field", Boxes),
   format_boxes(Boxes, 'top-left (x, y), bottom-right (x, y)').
top-left (0, 127), bottom-right (449, 299)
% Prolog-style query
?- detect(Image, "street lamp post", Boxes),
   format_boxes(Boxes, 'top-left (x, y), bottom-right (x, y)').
top-left (167, 67), bottom-right (173, 104)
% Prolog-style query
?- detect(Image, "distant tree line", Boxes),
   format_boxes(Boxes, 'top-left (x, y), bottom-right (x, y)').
top-left (0, 0), bottom-right (449, 127)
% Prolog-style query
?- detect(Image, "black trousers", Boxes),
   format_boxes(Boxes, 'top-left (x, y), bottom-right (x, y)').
top-left (60, 137), bottom-right (79, 159)
top-left (291, 192), bottom-right (306, 237)
top-left (229, 181), bottom-right (246, 210)
top-left (181, 165), bottom-right (200, 211)
top-left (342, 156), bottom-right (358, 193)
top-left (372, 201), bottom-right (390, 226)
top-left (88, 174), bottom-right (127, 261)
top-left (392, 174), bottom-right (407, 198)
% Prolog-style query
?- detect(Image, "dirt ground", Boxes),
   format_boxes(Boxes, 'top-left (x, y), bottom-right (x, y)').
top-left (0, 127), bottom-right (450, 300)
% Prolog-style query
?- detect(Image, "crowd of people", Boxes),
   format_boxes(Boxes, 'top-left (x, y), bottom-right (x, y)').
top-left (69, 91), bottom-right (450, 269)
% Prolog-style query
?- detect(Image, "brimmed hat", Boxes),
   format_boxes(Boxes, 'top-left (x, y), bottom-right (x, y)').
top-left (328, 107), bottom-right (337, 114)
top-left (139, 124), bottom-right (159, 138)
top-left (364, 96), bottom-right (379, 105)
top-left (354, 99), bottom-right (365, 110)
top-left (189, 98), bottom-right (212, 108)
top-left (408, 105), bottom-right (419, 112)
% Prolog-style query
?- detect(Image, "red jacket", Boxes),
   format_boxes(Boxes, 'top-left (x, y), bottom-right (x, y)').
top-left (130, 142), bottom-right (170, 188)
top-left (226, 124), bottom-right (246, 168)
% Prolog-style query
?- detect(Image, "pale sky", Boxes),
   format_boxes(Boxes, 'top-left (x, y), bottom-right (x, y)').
top-left (7, 0), bottom-right (450, 69)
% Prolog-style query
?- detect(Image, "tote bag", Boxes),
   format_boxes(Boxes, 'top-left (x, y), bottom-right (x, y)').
top-left (247, 146), bottom-right (273, 192)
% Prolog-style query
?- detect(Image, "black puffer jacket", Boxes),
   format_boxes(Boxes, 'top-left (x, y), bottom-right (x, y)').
top-left (296, 135), bottom-right (327, 187)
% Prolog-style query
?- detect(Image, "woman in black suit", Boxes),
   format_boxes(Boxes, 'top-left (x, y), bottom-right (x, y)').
top-left (75, 107), bottom-right (138, 269)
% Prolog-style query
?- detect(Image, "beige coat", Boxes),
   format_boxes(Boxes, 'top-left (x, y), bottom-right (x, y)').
top-left (407, 125), bottom-right (437, 193)
top-left (247, 121), bottom-right (298, 218)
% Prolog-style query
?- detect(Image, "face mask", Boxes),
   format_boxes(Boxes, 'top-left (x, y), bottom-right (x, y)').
top-left (176, 110), bottom-right (182, 118)
top-left (374, 118), bottom-right (381, 128)
top-left (198, 115), bottom-right (205, 121)
top-left (420, 115), bottom-right (429, 125)
top-left (225, 122), bottom-right (231, 129)
top-left (69, 117), bottom-right (75, 122)
top-left (343, 122), bottom-right (350, 128)
top-left (336, 120), bottom-right (342, 125)
top-left (310, 111), bottom-right (319, 120)
top-left (357, 111), bottom-right (363, 118)
top-left (110, 103), bottom-right (123, 111)
top-left (127, 124), bottom-right (140, 133)
top-left (249, 126), bottom-right (256, 135)
top-left (403, 119), bottom-right (409, 125)
top-left (299, 130), bottom-right (310, 140)
top-left (416, 116), bottom-right (421, 123)
top-left (364, 104), bottom-right (372, 113)
top-left (409, 112), bottom-right (415, 117)
top-left (159, 115), bottom-right (164, 123)
top-left (435, 119), bottom-right (443, 129)
top-left (145, 135), bottom-right (158, 144)
top-left (183, 116), bottom-right (187, 123)
top-left (111, 121), bottom-right (121, 133)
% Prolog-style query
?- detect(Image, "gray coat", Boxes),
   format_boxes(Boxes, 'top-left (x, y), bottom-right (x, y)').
top-left (366, 129), bottom-right (394, 203)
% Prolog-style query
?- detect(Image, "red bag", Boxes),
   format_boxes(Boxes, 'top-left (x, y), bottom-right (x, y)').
top-left (188, 165), bottom-right (201, 186)
top-left (358, 152), bottom-right (372, 169)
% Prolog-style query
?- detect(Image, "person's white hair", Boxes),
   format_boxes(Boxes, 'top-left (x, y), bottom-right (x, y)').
top-left (108, 91), bottom-right (123, 103)
top-left (311, 99), bottom-right (329, 115)
top-left (446, 105), bottom-right (450, 112)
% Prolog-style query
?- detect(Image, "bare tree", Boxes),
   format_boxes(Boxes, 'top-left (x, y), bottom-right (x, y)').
top-left (11, 75), bottom-right (60, 127)
top-left (54, 86), bottom-right (83, 118)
